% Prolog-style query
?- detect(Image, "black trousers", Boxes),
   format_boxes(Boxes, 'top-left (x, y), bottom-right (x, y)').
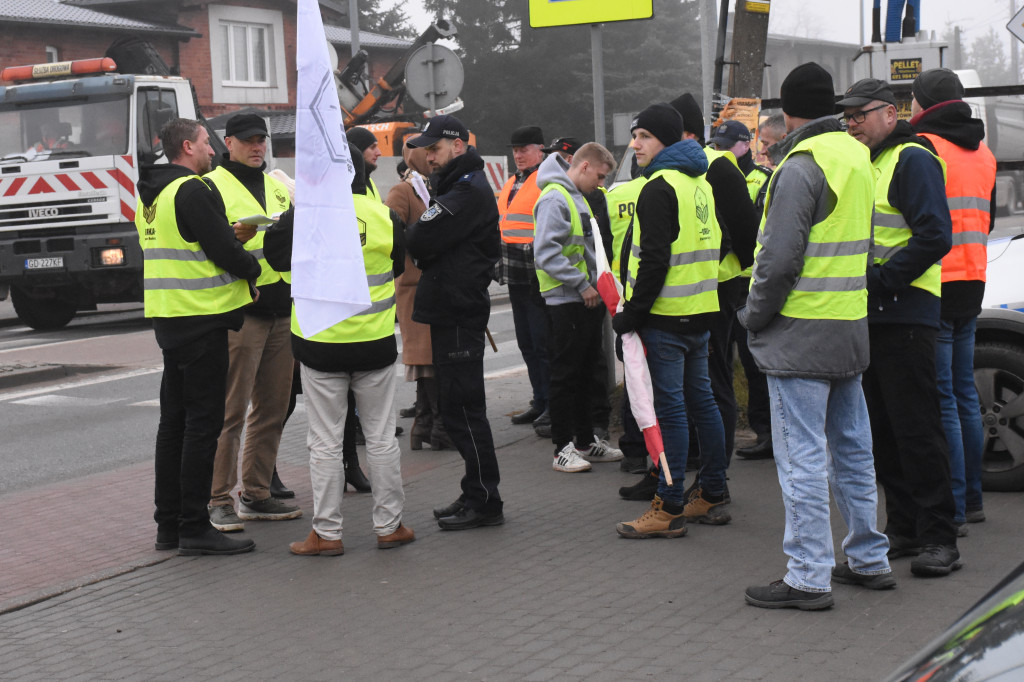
top-left (154, 328), bottom-right (229, 537)
top-left (547, 302), bottom-right (605, 451)
top-left (733, 279), bottom-right (771, 439)
top-left (432, 324), bottom-right (502, 514)
top-left (698, 277), bottom-right (746, 463)
top-left (863, 323), bottom-right (957, 546)
top-left (508, 281), bottom-right (550, 410)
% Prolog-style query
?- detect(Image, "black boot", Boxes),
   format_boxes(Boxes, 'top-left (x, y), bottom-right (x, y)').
top-left (410, 377), bottom-right (433, 450)
top-left (270, 467), bottom-right (295, 499)
top-left (424, 375), bottom-right (454, 450)
top-left (344, 462), bottom-right (371, 492)
top-left (619, 468), bottom-right (660, 501)
top-left (343, 446), bottom-right (371, 492)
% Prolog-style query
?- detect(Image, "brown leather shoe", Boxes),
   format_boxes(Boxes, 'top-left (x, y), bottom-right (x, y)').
top-left (289, 529), bottom-right (344, 556)
top-left (377, 523), bottom-right (416, 549)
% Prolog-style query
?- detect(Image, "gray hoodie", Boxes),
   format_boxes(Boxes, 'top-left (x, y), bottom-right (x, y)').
top-left (737, 116), bottom-right (871, 379)
top-left (533, 154), bottom-right (599, 305)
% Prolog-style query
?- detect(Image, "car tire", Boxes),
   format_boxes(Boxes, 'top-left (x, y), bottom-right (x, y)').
top-left (10, 285), bottom-right (77, 331)
top-left (974, 341), bottom-right (1024, 492)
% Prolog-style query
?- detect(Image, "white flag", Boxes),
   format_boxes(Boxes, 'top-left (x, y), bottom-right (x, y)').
top-left (292, 0), bottom-right (371, 337)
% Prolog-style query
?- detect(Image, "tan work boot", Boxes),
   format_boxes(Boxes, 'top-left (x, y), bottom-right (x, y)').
top-left (289, 529), bottom-right (344, 556)
top-left (683, 488), bottom-right (732, 525)
top-left (377, 523), bottom-right (416, 549)
top-left (616, 495), bottom-right (688, 539)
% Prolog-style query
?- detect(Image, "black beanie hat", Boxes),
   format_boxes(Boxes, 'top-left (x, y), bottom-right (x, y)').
top-left (669, 93), bottom-right (705, 142)
top-left (781, 62), bottom-right (837, 119)
top-left (630, 103), bottom-right (684, 148)
top-left (913, 68), bottom-right (964, 110)
top-left (346, 126), bottom-right (377, 153)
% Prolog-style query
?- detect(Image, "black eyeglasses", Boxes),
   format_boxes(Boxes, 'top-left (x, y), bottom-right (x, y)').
top-left (842, 103), bottom-right (889, 125)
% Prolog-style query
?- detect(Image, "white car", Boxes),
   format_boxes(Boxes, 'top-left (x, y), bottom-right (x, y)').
top-left (976, 234), bottom-right (1024, 491)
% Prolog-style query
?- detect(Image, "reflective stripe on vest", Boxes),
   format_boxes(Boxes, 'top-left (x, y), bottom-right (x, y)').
top-left (534, 184), bottom-right (589, 293)
top-left (871, 142), bottom-right (946, 297)
top-left (625, 169), bottom-right (721, 316)
top-left (607, 176), bottom-right (646, 280)
top-left (756, 131), bottom-right (873, 321)
top-left (290, 193), bottom-right (396, 343)
top-left (204, 166), bottom-right (291, 286)
top-left (497, 172), bottom-right (541, 244)
top-left (919, 132), bottom-right (996, 283)
top-left (135, 174), bottom-right (252, 318)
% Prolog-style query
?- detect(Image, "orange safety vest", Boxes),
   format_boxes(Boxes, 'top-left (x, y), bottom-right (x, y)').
top-left (497, 171), bottom-right (541, 244)
top-left (920, 132), bottom-right (996, 283)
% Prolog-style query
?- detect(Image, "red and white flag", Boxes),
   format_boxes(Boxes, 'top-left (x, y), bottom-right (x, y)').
top-left (592, 219), bottom-right (670, 483)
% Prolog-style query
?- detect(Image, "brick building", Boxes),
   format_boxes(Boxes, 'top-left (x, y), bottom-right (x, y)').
top-left (0, 0), bottom-right (413, 152)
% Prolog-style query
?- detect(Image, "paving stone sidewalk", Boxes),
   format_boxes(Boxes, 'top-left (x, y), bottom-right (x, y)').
top-left (2, 392), bottom-right (1023, 681)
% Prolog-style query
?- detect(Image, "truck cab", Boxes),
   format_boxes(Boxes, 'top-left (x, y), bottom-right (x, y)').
top-left (0, 59), bottom-right (196, 329)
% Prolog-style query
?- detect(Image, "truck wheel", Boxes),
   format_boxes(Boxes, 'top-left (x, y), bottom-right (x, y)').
top-left (10, 286), bottom-right (77, 331)
top-left (974, 342), bottom-right (1024, 492)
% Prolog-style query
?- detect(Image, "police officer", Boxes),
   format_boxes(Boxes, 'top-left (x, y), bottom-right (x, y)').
top-left (204, 113), bottom-right (301, 532)
top-left (406, 115), bottom-right (504, 531)
top-left (136, 117), bottom-right (261, 556)
top-left (264, 144), bottom-right (414, 556)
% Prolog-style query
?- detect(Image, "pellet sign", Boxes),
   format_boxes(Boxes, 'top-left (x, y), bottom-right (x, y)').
top-left (890, 58), bottom-right (922, 81)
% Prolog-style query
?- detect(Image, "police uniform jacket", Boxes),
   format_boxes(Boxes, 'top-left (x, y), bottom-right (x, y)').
top-left (406, 146), bottom-right (500, 331)
top-left (136, 163), bottom-right (261, 350)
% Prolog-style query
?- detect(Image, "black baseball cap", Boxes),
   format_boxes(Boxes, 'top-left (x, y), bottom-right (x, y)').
top-left (710, 120), bottom-right (751, 147)
top-left (508, 126), bottom-right (545, 147)
top-left (407, 114), bottom-right (469, 148)
top-left (225, 113), bottom-right (269, 139)
top-left (836, 78), bottom-right (897, 108)
top-left (541, 137), bottom-right (582, 155)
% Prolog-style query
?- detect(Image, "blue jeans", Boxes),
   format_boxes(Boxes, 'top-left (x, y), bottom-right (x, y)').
top-left (638, 328), bottom-right (726, 504)
top-left (936, 316), bottom-right (985, 519)
top-left (767, 374), bottom-right (890, 592)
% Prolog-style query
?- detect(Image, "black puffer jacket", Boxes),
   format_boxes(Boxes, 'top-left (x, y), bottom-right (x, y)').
top-left (406, 147), bottom-right (500, 330)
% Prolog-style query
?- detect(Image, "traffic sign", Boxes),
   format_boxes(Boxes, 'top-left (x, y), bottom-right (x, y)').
top-left (529, 0), bottom-right (653, 28)
top-left (1008, 4), bottom-right (1024, 45)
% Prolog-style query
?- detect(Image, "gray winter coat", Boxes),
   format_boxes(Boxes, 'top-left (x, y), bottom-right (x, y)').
top-left (737, 116), bottom-right (872, 379)
top-left (533, 154), bottom-right (599, 305)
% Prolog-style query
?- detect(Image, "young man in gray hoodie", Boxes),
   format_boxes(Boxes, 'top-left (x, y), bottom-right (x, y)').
top-left (533, 142), bottom-right (624, 473)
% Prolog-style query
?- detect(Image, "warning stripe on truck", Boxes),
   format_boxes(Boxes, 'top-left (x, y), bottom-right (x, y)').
top-left (0, 155), bottom-right (136, 222)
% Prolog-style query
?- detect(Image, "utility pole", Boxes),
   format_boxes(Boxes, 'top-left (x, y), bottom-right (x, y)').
top-left (728, 0), bottom-right (771, 98)
top-left (1013, 0), bottom-right (1020, 82)
top-left (591, 24), bottom-right (606, 147)
top-left (348, 0), bottom-right (360, 57)
top-left (700, 0), bottom-right (717, 122)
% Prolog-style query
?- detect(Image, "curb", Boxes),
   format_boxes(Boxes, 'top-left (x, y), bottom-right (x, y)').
top-left (0, 364), bottom-right (109, 391)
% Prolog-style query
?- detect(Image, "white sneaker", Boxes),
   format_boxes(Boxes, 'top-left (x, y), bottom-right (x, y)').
top-left (553, 443), bottom-right (592, 473)
top-left (582, 439), bottom-right (624, 463)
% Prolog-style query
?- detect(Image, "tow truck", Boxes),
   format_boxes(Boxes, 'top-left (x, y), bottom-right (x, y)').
top-left (0, 54), bottom-right (203, 330)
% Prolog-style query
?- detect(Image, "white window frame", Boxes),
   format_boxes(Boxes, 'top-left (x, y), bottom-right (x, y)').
top-left (208, 5), bottom-right (288, 104)
top-left (45, 46), bottom-right (59, 63)
top-left (221, 21), bottom-right (270, 87)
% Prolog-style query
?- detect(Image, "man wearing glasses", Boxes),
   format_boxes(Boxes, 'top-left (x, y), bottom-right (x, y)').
top-left (838, 78), bottom-right (960, 578)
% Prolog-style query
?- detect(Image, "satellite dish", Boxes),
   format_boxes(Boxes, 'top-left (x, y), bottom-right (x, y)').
top-left (404, 43), bottom-right (464, 112)
top-left (326, 42), bottom-right (339, 73)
